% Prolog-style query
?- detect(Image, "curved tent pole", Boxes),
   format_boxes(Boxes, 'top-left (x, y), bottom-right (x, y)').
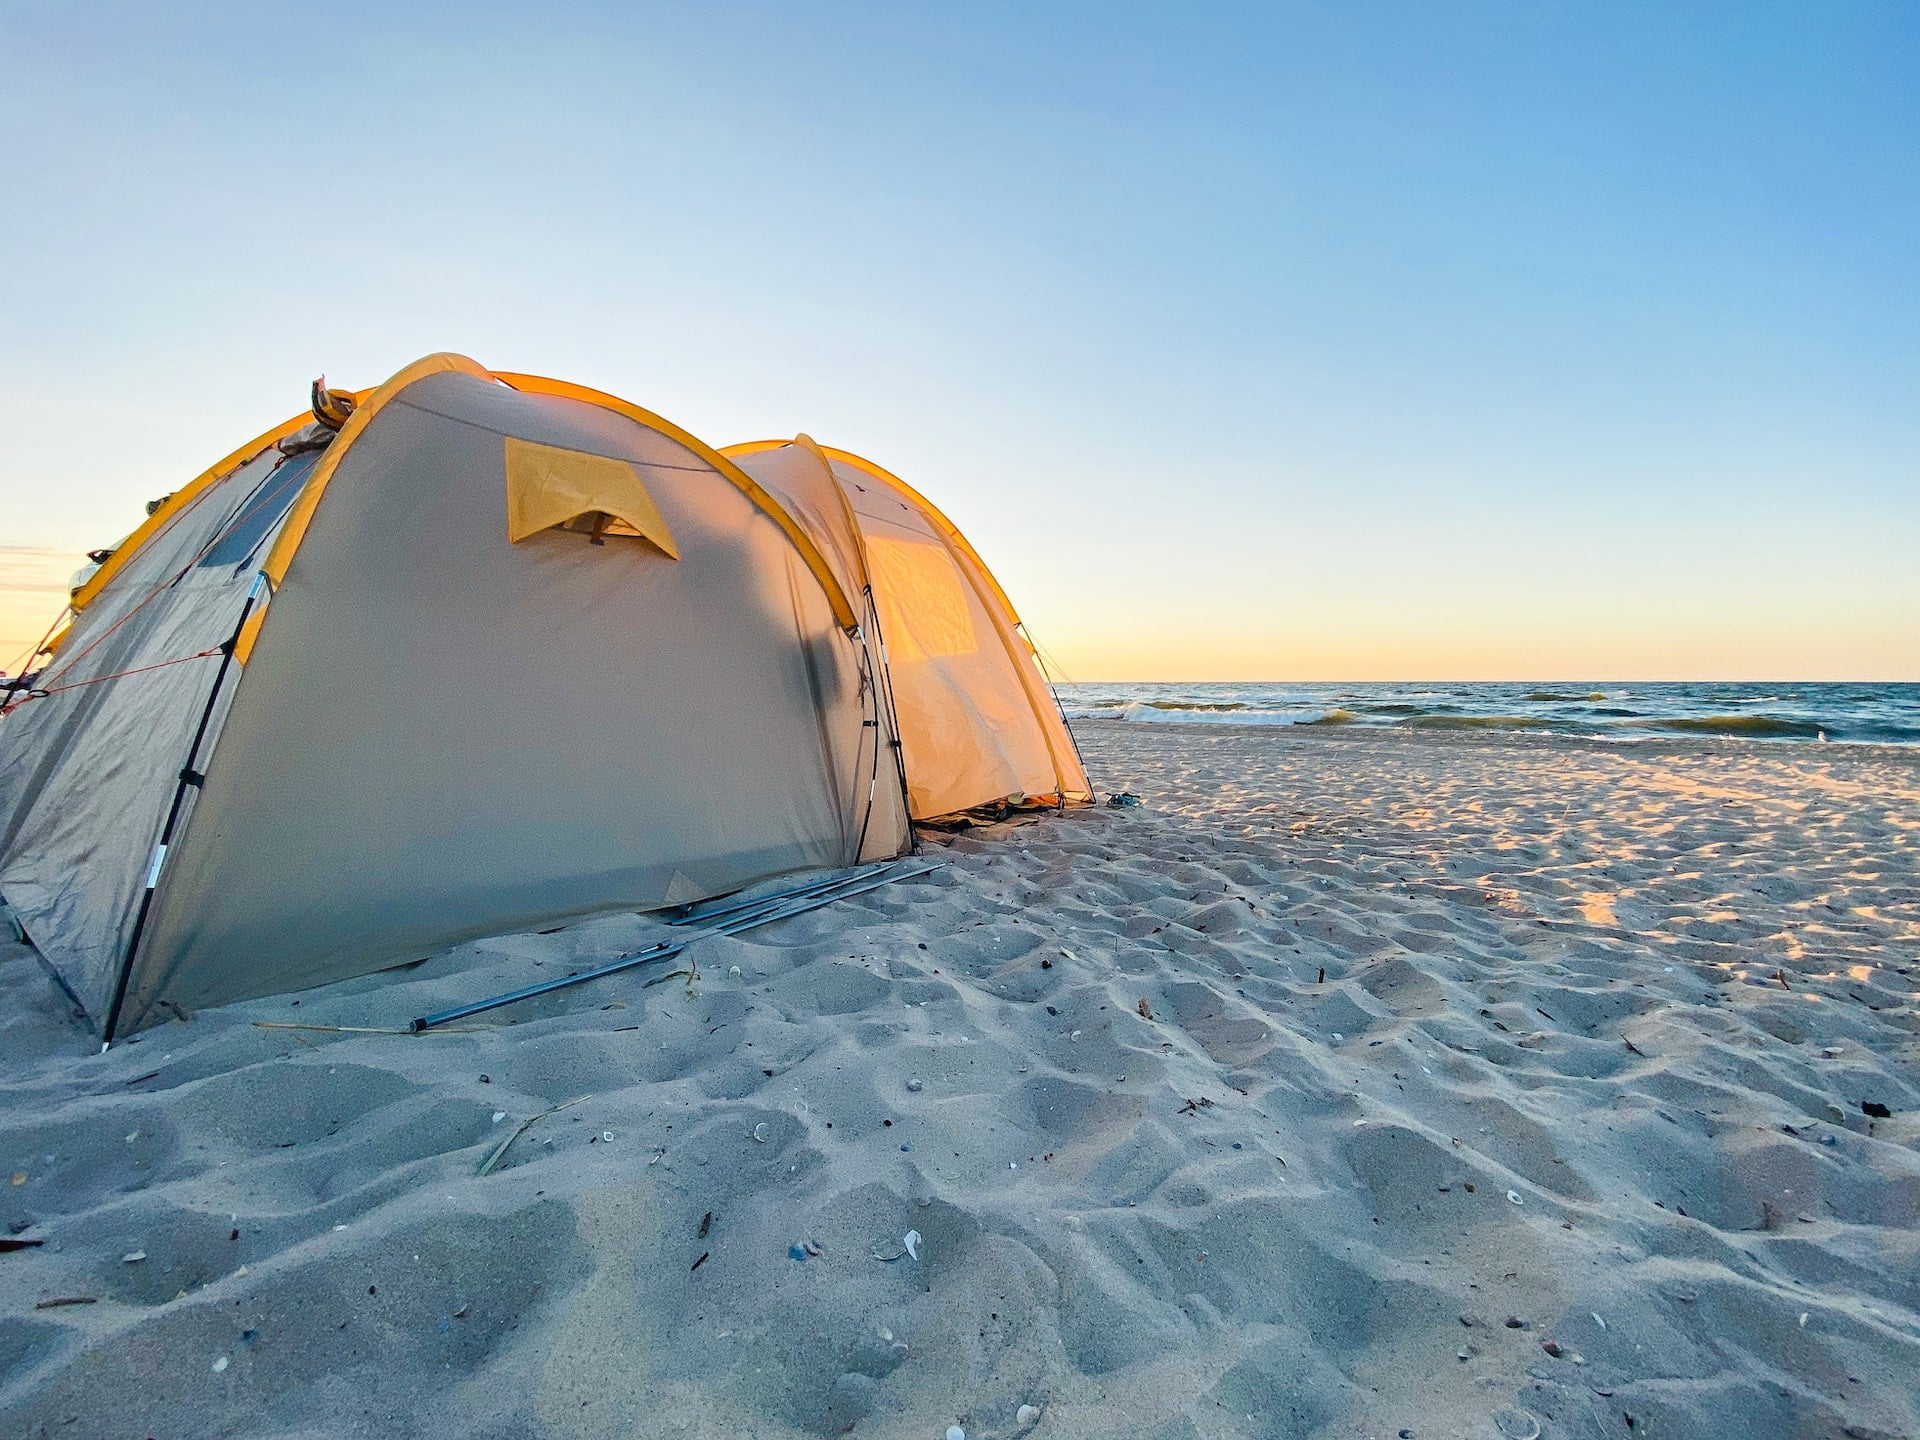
top-left (812, 446), bottom-right (1024, 626)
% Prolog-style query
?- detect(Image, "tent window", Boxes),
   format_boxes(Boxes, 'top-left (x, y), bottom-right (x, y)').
top-left (504, 437), bottom-right (678, 558)
top-left (867, 534), bottom-right (978, 661)
top-left (198, 451), bottom-right (319, 570)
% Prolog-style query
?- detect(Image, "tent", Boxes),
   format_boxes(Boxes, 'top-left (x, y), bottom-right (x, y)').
top-left (0, 354), bottom-right (1088, 1039)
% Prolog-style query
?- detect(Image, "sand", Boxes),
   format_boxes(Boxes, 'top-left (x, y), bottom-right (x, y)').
top-left (3, 721), bottom-right (1917, 1440)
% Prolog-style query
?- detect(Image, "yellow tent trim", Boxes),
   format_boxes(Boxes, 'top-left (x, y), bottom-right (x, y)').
top-left (822, 446), bottom-right (1025, 628)
top-left (495, 374), bottom-right (858, 633)
top-left (258, 353), bottom-right (492, 595)
top-left (70, 409), bottom-right (321, 613)
top-left (722, 441), bottom-right (1022, 626)
top-left (503, 437), bottom-right (680, 556)
top-left (232, 603), bottom-right (267, 665)
top-left (744, 434), bottom-right (876, 594)
top-left (236, 353), bottom-right (494, 663)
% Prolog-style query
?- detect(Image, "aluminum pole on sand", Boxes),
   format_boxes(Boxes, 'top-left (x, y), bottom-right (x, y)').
top-left (663, 859), bottom-right (901, 929)
top-left (410, 858), bottom-right (939, 1031)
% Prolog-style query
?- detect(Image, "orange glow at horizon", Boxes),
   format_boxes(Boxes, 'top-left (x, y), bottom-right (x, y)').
top-left (0, 548), bottom-right (82, 675)
top-left (1032, 611), bottom-right (1920, 684)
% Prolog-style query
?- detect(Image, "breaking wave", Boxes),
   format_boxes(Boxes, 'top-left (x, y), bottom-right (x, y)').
top-left (1396, 714), bottom-right (1549, 730)
top-left (1110, 703), bottom-right (1325, 726)
top-left (1637, 715), bottom-right (1826, 739)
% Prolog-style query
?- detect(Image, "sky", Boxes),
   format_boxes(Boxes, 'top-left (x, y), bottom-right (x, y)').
top-left (1, 1), bottom-right (1915, 680)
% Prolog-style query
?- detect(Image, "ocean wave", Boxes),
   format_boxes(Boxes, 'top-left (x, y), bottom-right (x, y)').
top-left (1054, 683), bottom-right (1920, 746)
top-left (1089, 703), bottom-right (1335, 726)
top-left (1637, 715), bottom-right (1825, 739)
top-left (1828, 726), bottom-right (1920, 745)
top-left (1395, 714), bottom-right (1551, 730)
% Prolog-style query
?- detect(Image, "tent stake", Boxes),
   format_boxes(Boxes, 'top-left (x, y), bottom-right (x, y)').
top-left (410, 860), bottom-right (937, 1031)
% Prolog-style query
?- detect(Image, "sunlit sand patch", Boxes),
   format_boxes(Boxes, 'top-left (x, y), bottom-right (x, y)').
top-left (1578, 892), bottom-right (1617, 927)
top-left (1772, 933), bottom-right (1808, 961)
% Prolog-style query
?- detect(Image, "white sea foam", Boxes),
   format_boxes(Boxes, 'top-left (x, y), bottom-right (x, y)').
top-left (1075, 703), bottom-right (1351, 726)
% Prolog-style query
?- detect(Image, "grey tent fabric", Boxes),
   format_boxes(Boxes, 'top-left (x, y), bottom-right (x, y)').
top-left (117, 373), bottom-right (901, 1030)
top-left (0, 442), bottom-right (315, 1020)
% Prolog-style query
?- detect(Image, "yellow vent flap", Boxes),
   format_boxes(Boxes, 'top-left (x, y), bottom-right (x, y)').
top-left (504, 437), bottom-right (679, 558)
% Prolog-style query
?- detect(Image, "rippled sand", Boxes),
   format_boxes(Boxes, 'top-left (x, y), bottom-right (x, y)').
top-left (3, 722), bottom-right (1916, 1439)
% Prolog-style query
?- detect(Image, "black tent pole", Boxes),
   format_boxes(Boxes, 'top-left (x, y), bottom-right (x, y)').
top-left (862, 586), bottom-right (919, 855)
top-left (99, 581), bottom-right (262, 1047)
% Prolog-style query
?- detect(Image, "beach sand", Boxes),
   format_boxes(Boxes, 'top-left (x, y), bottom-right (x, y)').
top-left (3, 722), bottom-right (1917, 1439)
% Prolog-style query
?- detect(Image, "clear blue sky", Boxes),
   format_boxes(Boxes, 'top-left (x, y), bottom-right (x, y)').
top-left (2, 1), bottom-right (1914, 677)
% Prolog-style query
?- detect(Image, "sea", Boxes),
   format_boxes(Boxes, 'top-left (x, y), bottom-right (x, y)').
top-left (1052, 681), bottom-right (1920, 747)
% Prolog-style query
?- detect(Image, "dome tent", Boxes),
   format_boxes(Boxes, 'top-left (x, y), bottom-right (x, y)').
top-left (0, 354), bottom-right (1085, 1040)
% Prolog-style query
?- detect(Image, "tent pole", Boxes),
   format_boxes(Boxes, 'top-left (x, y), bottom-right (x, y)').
top-left (99, 577), bottom-right (264, 1046)
top-left (664, 859), bottom-right (895, 928)
top-left (862, 586), bottom-right (919, 855)
top-left (411, 859), bottom-right (938, 1030)
top-left (848, 622), bottom-right (882, 864)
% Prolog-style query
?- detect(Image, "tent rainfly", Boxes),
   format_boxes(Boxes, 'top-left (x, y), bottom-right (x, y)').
top-left (0, 354), bottom-right (1090, 1038)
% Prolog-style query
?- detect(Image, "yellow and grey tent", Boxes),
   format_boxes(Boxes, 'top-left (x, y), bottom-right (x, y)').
top-left (0, 354), bottom-right (1089, 1038)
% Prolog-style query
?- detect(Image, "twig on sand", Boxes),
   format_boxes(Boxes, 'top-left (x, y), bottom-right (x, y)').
top-left (644, 958), bottom-right (701, 990)
top-left (477, 1095), bottom-right (591, 1177)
